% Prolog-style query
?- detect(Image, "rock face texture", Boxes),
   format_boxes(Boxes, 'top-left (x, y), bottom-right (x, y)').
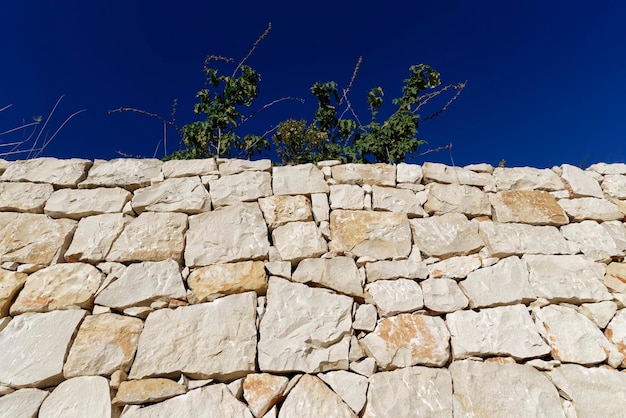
top-left (0, 158), bottom-right (625, 416)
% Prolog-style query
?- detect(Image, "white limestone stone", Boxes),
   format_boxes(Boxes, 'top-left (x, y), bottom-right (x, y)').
top-left (132, 177), bottom-right (211, 213)
top-left (209, 171), bottom-right (272, 207)
top-left (242, 373), bottom-right (288, 417)
top-left (185, 203), bottom-right (268, 266)
top-left (558, 197), bottom-right (623, 221)
top-left (353, 303), bottom-right (378, 331)
top-left (365, 279), bottom-right (423, 317)
top-left (349, 357), bottom-right (377, 377)
top-left (424, 183), bottom-right (491, 217)
top-left (331, 163), bottom-right (395, 186)
top-left (319, 370), bottom-right (368, 415)
top-left (311, 192), bottom-right (329, 223)
top-left (272, 164), bottom-right (329, 195)
top-left (578, 301), bottom-right (618, 329)
top-left (0, 309), bottom-right (86, 388)
top-left (604, 261), bottom-right (626, 293)
top-left (64, 213), bottom-right (131, 263)
top-left (130, 292), bottom-right (257, 381)
top-left (264, 261), bottom-right (291, 279)
top-left (187, 260), bottom-right (267, 302)
top-left (292, 257), bottom-right (363, 297)
top-left (493, 166), bottom-right (564, 191)
top-left (587, 162), bottom-right (626, 175)
top-left (0, 182), bottom-right (54, 213)
top-left (396, 163), bottom-right (423, 183)
top-left (272, 221), bottom-right (327, 263)
top-left (258, 278), bottom-right (352, 373)
top-left (427, 254), bottom-right (482, 279)
top-left (44, 187), bottom-right (131, 219)
top-left (0, 269), bottom-right (27, 317)
top-left (79, 158), bottom-right (163, 191)
top-left (561, 220), bottom-right (623, 261)
top-left (258, 195), bottom-right (312, 230)
top-left (0, 157), bottom-right (91, 187)
top-left (421, 278), bottom-right (469, 312)
top-left (364, 259), bottom-right (428, 282)
top-left (601, 220), bottom-right (626, 251)
top-left (162, 158), bottom-right (218, 178)
top-left (371, 185), bottom-right (425, 217)
top-left (95, 259), bottom-right (186, 309)
top-left (0, 388), bottom-right (49, 418)
top-left (479, 221), bottom-right (579, 257)
top-left (464, 163), bottom-right (494, 173)
top-left (329, 184), bottom-right (365, 210)
top-left (38, 376), bottom-right (111, 418)
top-left (446, 304), bottom-right (551, 360)
top-left (490, 190), bottom-right (569, 225)
top-left (561, 164), bottom-right (604, 197)
top-left (360, 313), bottom-right (450, 368)
top-left (349, 335), bottom-right (366, 361)
top-left (112, 378), bottom-right (187, 405)
top-left (605, 309), bottom-right (626, 366)
top-left (422, 162), bottom-right (495, 189)
top-left (278, 374), bottom-right (356, 418)
top-left (601, 174), bottom-right (626, 198)
top-left (218, 158), bottom-right (271, 175)
top-left (410, 213), bottom-right (483, 258)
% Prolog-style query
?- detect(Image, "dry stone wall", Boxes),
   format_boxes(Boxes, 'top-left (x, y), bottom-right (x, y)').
top-left (1, 157), bottom-right (626, 417)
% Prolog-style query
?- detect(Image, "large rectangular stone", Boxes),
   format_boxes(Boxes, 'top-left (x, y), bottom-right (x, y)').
top-left (479, 221), bottom-right (579, 257)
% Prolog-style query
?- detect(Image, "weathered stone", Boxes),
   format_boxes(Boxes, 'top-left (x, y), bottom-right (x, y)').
top-left (450, 360), bottom-right (565, 418)
top-left (363, 367), bottom-right (452, 418)
top-left (258, 195), bottom-right (312, 230)
top-left (106, 212), bottom-right (187, 263)
top-left (132, 177), bottom-right (211, 214)
top-left (272, 221), bottom-right (327, 263)
top-left (349, 357), bottom-right (377, 377)
top-left (130, 292), bottom-right (257, 381)
top-left (0, 269), bottom-right (26, 317)
top-left (371, 185), bottom-right (425, 217)
top-left (185, 203), bottom-right (268, 266)
top-left (602, 220), bottom-right (626, 251)
top-left (64, 313), bottom-right (144, 377)
top-left (209, 171), bottom-right (272, 207)
top-left (605, 309), bottom-right (626, 367)
top-left (112, 378), bottom-right (187, 405)
top-left (427, 254), bottom-right (482, 279)
top-left (187, 261), bottom-right (267, 302)
top-left (604, 261), bottom-right (626, 292)
top-left (421, 278), bottom-right (469, 312)
top-left (64, 214), bottom-right (130, 263)
top-left (264, 261), bottom-right (291, 279)
top-left (10, 263), bottom-right (103, 314)
top-left (218, 158), bottom-right (271, 175)
top-left (329, 184), bottom-right (364, 210)
top-left (561, 220), bottom-right (623, 261)
top-left (162, 158), bottom-right (218, 178)
top-left (479, 221), bottom-right (578, 257)
top-left (44, 187), bottom-right (131, 219)
top-left (601, 174), bottom-right (626, 198)
top-left (578, 302), bottom-right (618, 332)
top-left (292, 257), bottom-right (363, 297)
top-left (311, 193), bottom-right (329, 223)
top-left (0, 388), bottom-right (49, 418)
top-left (446, 304), bottom-right (550, 360)
top-left (353, 304), bottom-right (377, 332)
top-left (319, 370), bottom-right (368, 415)
top-left (243, 373), bottom-right (288, 417)
top-left (588, 162), bottom-right (626, 175)
top-left (0, 213), bottom-right (77, 265)
top-left (361, 313), bottom-right (450, 368)
top-left (558, 197), bottom-right (623, 221)
top-left (0, 159), bottom-right (7, 174)
top-left (272, 164), bottom-right (329, 195)
top-left (258, 278), bottom-right (352, 373)
top-left (365, 279), bottom-right (423, 317)
top-left (410, 213), bottom-right (483, 258)
top-left (278, 374), bottom-right (356, 418)
top-left (364, 259), bottom-right (427, 283)
top-left (0, 309), bottom-right (86, 388)
top-left (493, 167), bottom-right (564, 191)
top-left (460, 256), bottom-right (534, 308)
top-left (332, 163), bottom-right (395, 186)
top-left (561, 164), bottom-right (604, 197)
top-left (396, 163), bottom-right (423, 183)
top-left (424, 183), bottom-right (490, 217)
top-left (329, 210), bottom-right (412, 260)
top-left (348, 335), bottom-right (366, 362)
top-left (0, 182), bottom-right (54, 213)
top-left (490, 190), bottom-right (568, 225)
top-left (38, 376), bottom-right (111, 418)
top-left (422, 162), bottom-right (495, 189)
top-left (79, 159), bottom-right (163, 191)
top-left (95, 260), bottom-right (186, 309)
top-left (0, 157), bottom-right (91, 187)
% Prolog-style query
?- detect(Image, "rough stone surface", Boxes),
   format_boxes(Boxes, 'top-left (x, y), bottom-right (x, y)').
top-left (560, 164), bottom-right (604, 197)
top-left (353, 304), bottom-right (378, 332)
top-left (132, 177), bottom-right (211, 213)
top-left (258, 278), bottom-right (352, 373)
top-left (162, 159), bottom-right (218, 178)
top-left (64, 214), bottom-right (130, 263)
top-left (329, 184), bottom-right (364, 210)
top-left (273, 164), bottom-right (329, 195)
top-left (365, 279), bottom-right (423, 317)
top-left (272, 221), bottom-right (327, 263)
top-left (604, 261), bottom-right (626, 292)
top-left (44, 187), bottom-right (131, 219)
top-left (187, 260), bottom-right (267, 302)
top-left (396, 163), bottom-right (423, 183)
top-left (218, 158), bottom-right (271, 175)
top-left (421, 278), bottom-right (469, 312)
top-left (0, 181), bottom-right (54, 213)
top-left (242, 373), bottom-right (289, 417)
top-left (331, 163), bottom-right (395, 186)
top-left (258, 195), bottom-right (312, 230)
top-left (209, 171), bottom-right (272, 207)
top-left (0, 269), bottom-right (27, 317)
top-left (588, 162), bottom-right (626, 175)
top-left (292, 257), bottom-right (363, 297)
top-left (371, 185), bottom-right (425, 217)
top-left (424, 183), bottom-right (491, 217)
top-left (604, 309), bottom-right (626, 366)
top-left (410, 213), bottom-right (483, 258)
top-left (601, 174), bottom-right (626, 198)
top-left (364, 259), bottom-right (427, 282)
top-left (278, 374), bottom-right (356, 418)
top-left (38, 376), bottom-right (111, 418)
top-left (602, 220), bottom-right (626, 251)
top-left (319, 370), bottom-right (368, 415)
top-left (479, 221), bottom-right (578, 257)
top-left (579, 301), bottom-right (617, 329)
top-left (427, 255), bottom-right (482, 279)
top-left (0, 388), bottom-right (49, 418)
top-left (311, 193), bottom-right (329, 223)
top-left (561, 220), bottom-right (623, 261)
top-left (422, 162), bottom-right (495, 189)
top-left (112, 378), bottom-right (187, 405)
top-left (558, 197), bottom-right (623, 221)
top-left (0, 157), bottom-right (91, 187)
top-left (79, 159), bottom-right (163, 190)
top-left (493, 167), bottom-right (564, 191)
top-left (490, 190), bottom-right (569, 225)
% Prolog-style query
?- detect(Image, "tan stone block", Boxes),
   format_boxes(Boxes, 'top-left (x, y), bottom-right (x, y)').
top-left (490, 190), bottom-right (568, 225)
top-left (188, 261), bottom-right (267, 302)
top-left (0, 269), bottom-right (27, 317)
top-left (0, 182), bottom-right (54, 213)
top-left (112, 378), bottom-right (186, 405)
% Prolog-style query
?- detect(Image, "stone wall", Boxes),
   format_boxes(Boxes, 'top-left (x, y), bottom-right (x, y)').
top-left (0, 157), bottom-right (626, 417)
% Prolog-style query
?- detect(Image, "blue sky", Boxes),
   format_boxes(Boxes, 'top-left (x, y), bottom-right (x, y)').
top-left (1, 1), bottom-right (625, 168)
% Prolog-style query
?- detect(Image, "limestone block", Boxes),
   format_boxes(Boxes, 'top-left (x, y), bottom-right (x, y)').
top-left (44, 187), bottom-right (131, 219)
top-left (558, 197), bottom-right (623, 221)
top-left (349, 357), bottom-right (377, 377)
top-left (311, 193), bottom-right (329, 223)
top-left (10, 263), bottom-right (103, 315)
top-left (601, 174), bottom-right (626, 198)
top-left (0, 269), bottom-right (27, 317)
top-left (604, 261), bottom-right (626, 293)
top-left (372, 185), bottom-right (425, 217)
top-left (364, 259), bottom-right (428, 282)
top-left (112, 378), bottom-right (187, 405)
top-left (365, 279), bottom-right (423, 317)
top-left (272, 164), bottom-right (328, 195)
top-left (579, 301), bottom-right (618, 328)
top-left (601, 220), bottom-right (626, 251)
top-left (0, 157), bottom-right (91, 187)
top-left (424, 183), bottom-right (490, 217)
top-left (38, 376), bottom-right (111, 418)
top-left (185, 203), bottom-right (269, 266)
top-left (329, 210), bottom-right (412, 260)
top-left (0, 182), bottom-right (53, 213)
top-left (446, 304), bottom-right (551, 360)
top-left (349, 336), bottom-right (366, 362)
top-left (264, 261), bottom-right (291, 279)
top-left (130, 292), bottom-right (257, 381)
top-left (79, 158), bottom-right (163, 191)
top-left (258, 195), bottom-right (312, 230)
top-left (450, 360), bottom-right (565, 418)
top-left (422, 162), bottom-right (495, 189)
top-left (0, 213), bottom-right (77, 265)
top-left (479, 221), bottom-right (578, 257)
top-left (292, 257), bottom-right (363, 297)
top-left (106, 212), bottom-right (187, 263)
top-left (331, 163), bottom-right (395, 186)
top-left (132, 177), bottom-right (211, 213)
top-left (278, 374), bottom-right (356, 418)
top-left (258, 278), bottom-right (352, 373)
top-left (561, 220), bottom-right (623, 261)
top-left (187, 261), bottom-right (267, 302)
top-left (490, 190), bottom-right (568, 225)
top-left (353, 303), bottom-right (377, 331)
top-left (209, 171), bottom-right (272, 207)
top-left (587, 162), bottom-right (626, 175)
top-left (218, 158), bottom-right (271, 175)
top-left (460, 256), bottom-right (534, 308)
top-left (64, 213), bottom-right (130, 263)
top-left (397, 163), bottom-right (423, 183)
top-left (0, 309), bottom-right (86, 388)
top-left (464, 162), bottom-right (494, 173)
top-left (561, 164), bottom-right (604, 197)
top-left (361, 313), bottom-right (449, 369)
top-left (272, 221), bottom-right (327, 263)
top-left (329, 184), bottom-right (364, 210)
top-left (95, 260), bottom-right (186, 309)
top-left (242, 373), bottom-right (289, 417)
top-left (535, 305), bottom-right (617, 365)
top-left (0, 158), bottom-right (9, 174)
top-left (421, 278), bottom-right (469, 312)
top-left (319, 370), bottom-right (368, 415)
top-left (605, 309), bottom-right (626, 366)
top-left (0, 388), bottom-right (49, 418)
top-left (162, 158), bottom-right (218, 178)
top-left (493, 166), bottom-right (564, 191)
top-left (427, 254), bottom-right (482, 279)
top-left (410, 213), bottom-right (483, 258)
top-left (363, 367), bottom-right (452, 418)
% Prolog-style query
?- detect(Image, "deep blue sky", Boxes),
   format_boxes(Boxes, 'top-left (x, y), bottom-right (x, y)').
top-left (1, 1), bottom-right (625, 168)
